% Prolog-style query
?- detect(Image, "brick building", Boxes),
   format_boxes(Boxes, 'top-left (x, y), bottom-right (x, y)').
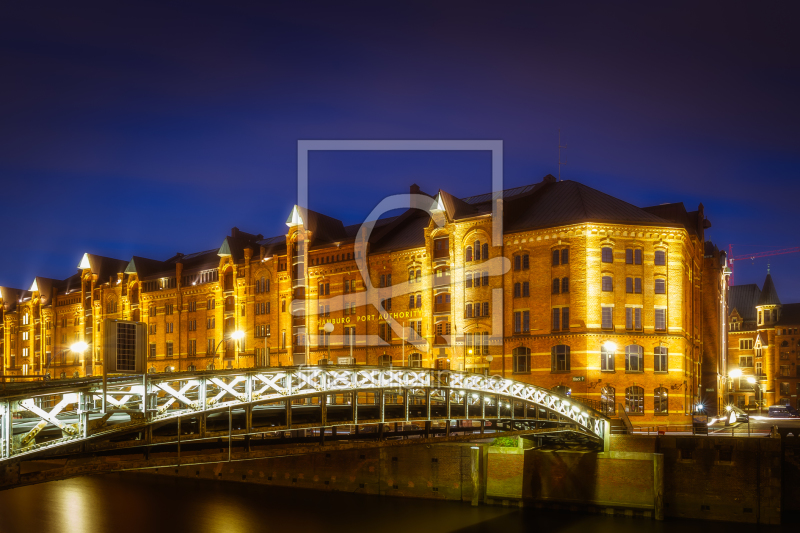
top-left (727, 271), bottom-right (800, 410)
top-left (0, 175), bottom-right (724, 423)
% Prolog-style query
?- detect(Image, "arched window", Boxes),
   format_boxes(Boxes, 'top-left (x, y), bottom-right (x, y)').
top-left (601, 385), bottom-right (615, 415)
top-left (654, 250), bottom-right (666, 266)
top-left (465, 303), bottom-right (473, 318)
top-left (378, 354), bottom-right (392, 367)
top-left (416, 294), bottom-right (422, 308)
top-left (552, 278), bottom-right (560, 294)
top-left (654, 387), bottom-right (668, 414)
top-left (482, 243), bottom-right (489, 260)
top-left (408, 269), bottom-right (415, 283)
top-left (223, 270), bottom-right (233, 291)
top-left (513, 283), bottom-right (521, 298)
top-left (551, 345), bottom-right (570, 372)
top-left (552, 249), bottom-right (560, 266)
top-left (561, 277), bottom-right (569, 293)
top-left (514, 255), bottom-right (521, 271)
top-left (602, 276), bottom-right (613, 292)
top-left (782, 340), bottom-right (789, 347)
top-left (474, 240), bottom-right (481, 260)
top-left (409, 352), bottom-right (422, 368)
top-left (602, 247), bottom-right (613, 263)
top-left (466, 272), bottom-right (473, 288)
top-left (512, 347), bottom-right (530, 373)
top-left (601, 344), bottom-right (614, 371)
top-left (625, 386), bottom-right (644, 414)
top-left (409, 294), bottom-right (415, 308)
top-left (473, 302), bottom-right (481, 317)
top-left (465, 247), bottom-right (473, 262)
top-left (625, 345), bottom-right (643, 372)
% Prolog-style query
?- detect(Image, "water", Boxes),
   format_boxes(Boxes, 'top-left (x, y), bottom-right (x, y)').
top-left (0, 474), bottom-right (789, 533)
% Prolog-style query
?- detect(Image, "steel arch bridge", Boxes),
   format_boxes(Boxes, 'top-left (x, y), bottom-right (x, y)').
top-left (0, 366), bottom-right (608, 464)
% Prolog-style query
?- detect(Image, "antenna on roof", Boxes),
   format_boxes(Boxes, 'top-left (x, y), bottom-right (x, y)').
top-left (558, 129), bottom-right (567, 181)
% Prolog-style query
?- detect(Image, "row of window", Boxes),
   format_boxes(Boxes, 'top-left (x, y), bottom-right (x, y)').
top-left (601, 307), bottom-right (667, 331)
top-left (510, 344), bottom-right (669, 374)
top-left (465, 241), bottom-right (489, 262)
top-left (601, 247), bottom-right (666, 266)
top-left (465, 302), bottom-right (490, 318)
top-left (465, 271), bottom-right (489, 288)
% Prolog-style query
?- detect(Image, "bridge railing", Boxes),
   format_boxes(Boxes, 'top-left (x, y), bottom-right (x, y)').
top-left (0, 366), bottom-right (607, 462)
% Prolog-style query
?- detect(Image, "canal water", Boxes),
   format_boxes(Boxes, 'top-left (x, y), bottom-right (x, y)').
top-left (0, 473), bottom-right (790, 533)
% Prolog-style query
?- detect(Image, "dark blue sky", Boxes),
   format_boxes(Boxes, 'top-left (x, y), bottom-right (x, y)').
top-left (1, 2), bottom-right (799, 299)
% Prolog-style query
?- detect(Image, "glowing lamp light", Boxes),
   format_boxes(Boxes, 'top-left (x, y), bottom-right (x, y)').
top-left (725, 405), bottom-right (732, 412)
top-left (747, 376), bottom-right (756, 384)
top-left (323, 322), bottom-right (334, 333)
top-left (602, 341), bottom-right (617, 352)
top-left (70, 341), bottom-right (88, 353)
top-left (728, 369), bottom-right (742, 379)
top-left (230, 330), bottom-right (245, 340)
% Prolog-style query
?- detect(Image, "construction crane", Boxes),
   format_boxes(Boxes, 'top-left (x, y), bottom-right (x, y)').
top-left (727, 245), bottom-right (800, 286)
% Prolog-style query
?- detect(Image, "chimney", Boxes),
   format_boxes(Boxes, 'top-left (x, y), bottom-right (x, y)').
top-left (231, 227), bottom-right (239, 238)
top-left (542, 174), bottom-right (557, 184)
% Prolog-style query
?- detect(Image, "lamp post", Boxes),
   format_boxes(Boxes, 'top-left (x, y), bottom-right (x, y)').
top-left (214, 331), bottom-right (244, 369)
top-left (468, 348), bottom-right (473, 374)
top-left (485, 355), bottom-right (493, 376)
top-left (323, 322), bottom-right (334, 364)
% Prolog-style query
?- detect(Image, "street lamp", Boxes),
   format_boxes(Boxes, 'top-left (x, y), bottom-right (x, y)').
top-left (467, 348), bottom-right (473, 374)
top-left (70, 341), bottom-right (89, 375)
top-left (747, 376), bottom-right (759, 415)
top-left (214, 331), bottom-right (244, 368)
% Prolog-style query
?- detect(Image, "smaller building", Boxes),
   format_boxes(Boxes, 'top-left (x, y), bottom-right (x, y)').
top-left (727, 272), bottom-right (800, 410)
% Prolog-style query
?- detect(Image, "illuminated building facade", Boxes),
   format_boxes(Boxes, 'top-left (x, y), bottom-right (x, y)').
top-left (727, 272), bottom-right (800, 410)
top-left (0, 175), bottom-right (721, 423)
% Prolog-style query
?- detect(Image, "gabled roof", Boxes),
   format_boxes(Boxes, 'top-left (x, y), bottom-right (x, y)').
top-left (758, 273), bottom-right (781, 306)
top-left (30, 277), bottom-right (59, 306)
top-left (0, 286), bottom-right (24, 313)
top-left (286, 206), bottom-right (348, 246)
top-left (78, 253), bottom-right (129, 284)
top-left (125, 256), bottom-right (167, 278)
top-left (504, 179), bottom-right (674, 233)
top-left (728, 284), bottom-right (761, 322)
top-left (436, 190), bottom-right (477, 221)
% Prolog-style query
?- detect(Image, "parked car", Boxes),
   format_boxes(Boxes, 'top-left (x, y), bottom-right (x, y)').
top-left (768, 404), bottom-right (800, 418)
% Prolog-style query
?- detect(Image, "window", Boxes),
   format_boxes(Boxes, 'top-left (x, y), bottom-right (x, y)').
top-left (344, 326), bottom-right (355, 346)
top-left (602, 276), bottom-right (613, 292)
top-left (409, 352), bottom-right (422, 368)
top-left (780, 382), bottom-right (790, 395)
top-left (602, 247), bottom-right (613, 263)
top-left (482, 302), bottom-right (489, 316)
top-left (654, 346), bottom-right (668, 372)
top-left (522, 282), bottom-right (529, 297)
top-left (482, 243), bottom-right (489, 260)
top-left (634, 249), bottom-right (642, 265)
top-left (654, 387), bottom-right (668, 414)
top-left (514, 283), bottom-right (521, 298)
top-left (625, 386), bottom-right (644, 414)
top-left (739, 339), bottom-right (753, 350)
top-left (415, 269), bottom-right (421, 283)
top-left (654, 250), bottom-right (666, 266)
top-left (625, 308), bottom-right (642, 330)
top-left (416, 294), bottom-right (422, 308)
top-left (207, 338), bottom-right (215, 355)
top-left (281, 300), bottom-right (286, 313)
top-left (552, 249), bottom-right (560, 266)
top-left (166, 341), bottom-right (173, 358)
top-left (551, 345), bottom-right (570, 372)
top-left (552, 308), bottom-right (560, 330)
top-left (739, 355), bottom-right (753, 368)
top-left (602, 306), bottom-right (613, 329)
top-left (149, 343), bottom-right (156, 358)
top-left (655, 278), bottom-right (666, 294)
top-left (626, 277), bottom-right (633, 293)
top-left (601, 344), bottom-right (615, 371)
top-left (482, 271), bottom-right (489, 286)
top-left (561, 277), bottom-right (569, 293)
top-left (552, 278), bottom-right (560, 294)
top-left (465, 304), bottom-right (473, 318)
top-left (561, 307), bottom-right (569, 330)
top-left (514, 311), bottom-right (530, 334)
top-left (756, 361), bottom-right (762, 376)
top-left (473, 303), bottom-right (481, 317)
top-left (561, 248), bottom-right (569, 264)
top-left (513, 347), bottom-right (530, 373)
top-left (655, 309), bottom-right (666, 331)
top-left (466, 273), bottom-right (473, 289)
top-left (780, 366), bottom-right (791, 377)
top-left (601, 386), bottom-right (615, 416)
top-left (514, 255), bottom-right (522, 271)
top-left (474, 240), bottom-right (481, 261)
top-left (207, 318), bottom-right (215, 329)
top-left (465, 247), bottom-right (473, 262)
top-left (625, 344), bottom-right (643, 372)
top-left (409, 294), bottom-right (416, 308)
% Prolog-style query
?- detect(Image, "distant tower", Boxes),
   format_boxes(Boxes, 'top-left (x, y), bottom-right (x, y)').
top-left (755, 271), bottom-right (782, 328)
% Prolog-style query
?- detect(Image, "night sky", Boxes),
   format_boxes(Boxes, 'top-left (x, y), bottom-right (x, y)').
top-left (2, 3), bottom-right (799, 299)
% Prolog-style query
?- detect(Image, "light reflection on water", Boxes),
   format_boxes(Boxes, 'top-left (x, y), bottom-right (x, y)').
top-left (0, 473), bottom-right (790, 533)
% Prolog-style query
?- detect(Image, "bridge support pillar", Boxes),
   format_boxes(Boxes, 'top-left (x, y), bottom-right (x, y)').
top-left (286, 400), bottom-right (292, 429)
top-left (470, 446), bottom-right (480, 506)
top-left (424, 421), bottom-right (431, 439)
top-left (378, 423), bottom-right (384, 441)
top-left (654, 453), bottom-right (664, 520)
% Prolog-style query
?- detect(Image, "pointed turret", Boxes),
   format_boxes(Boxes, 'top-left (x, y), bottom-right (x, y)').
top-left (756, 272), bottom-right (782, 326)
top-left (758, 273), bottom-right (781, 306)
